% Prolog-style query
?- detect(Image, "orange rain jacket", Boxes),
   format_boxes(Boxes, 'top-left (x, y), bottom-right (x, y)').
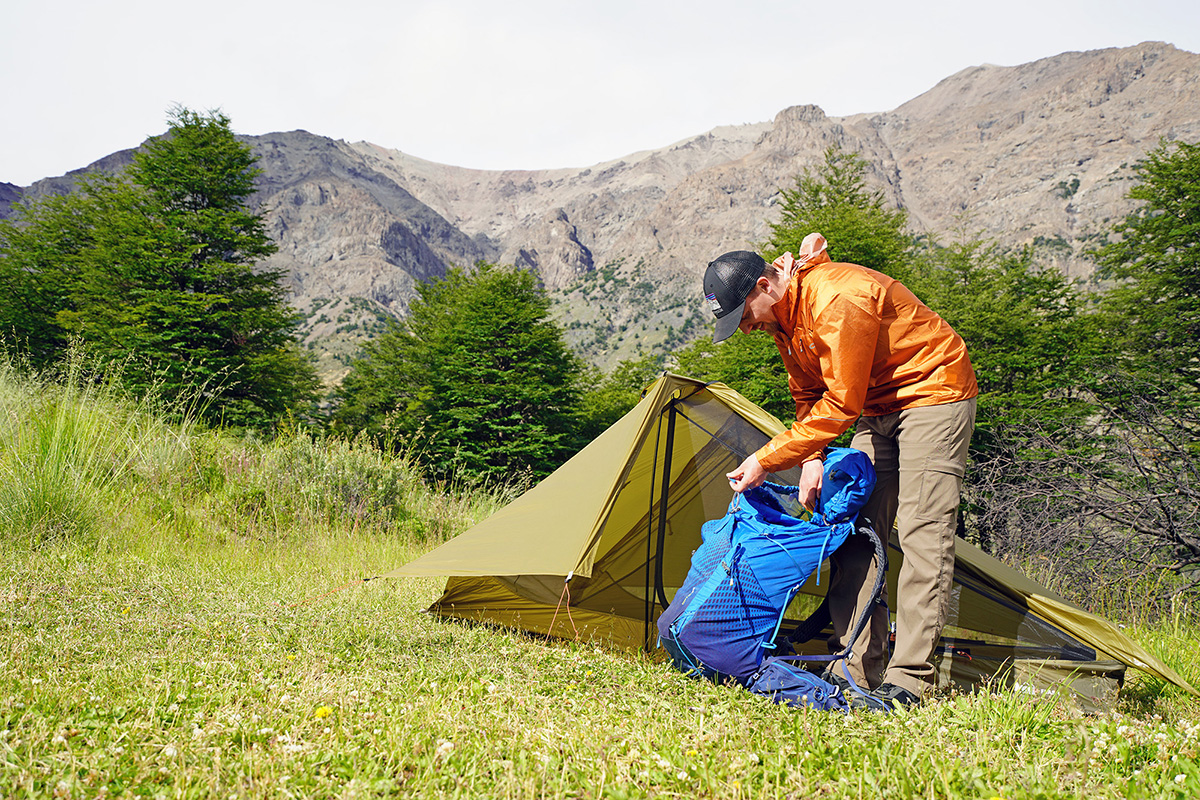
top-left (754, 235), bottom-right (978, 473)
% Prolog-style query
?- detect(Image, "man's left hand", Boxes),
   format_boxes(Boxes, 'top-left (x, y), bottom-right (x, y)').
top-left (798, 457), bottom-right (823, 511)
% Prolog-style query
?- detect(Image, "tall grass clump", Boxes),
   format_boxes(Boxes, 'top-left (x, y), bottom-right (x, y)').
top-left (0, 350), bottom-right (513, 557)
top-left (0, 352), bottom-right (195, 549)
top-left (198, 428), bottom-right (518, 544)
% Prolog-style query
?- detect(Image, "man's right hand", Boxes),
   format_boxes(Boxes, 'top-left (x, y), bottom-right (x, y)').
top-left (726, 453), bottom-right (767, 493)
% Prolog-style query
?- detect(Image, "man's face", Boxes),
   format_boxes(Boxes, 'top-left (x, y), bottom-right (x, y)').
top-left (738, 277), bottom-right (781, 335)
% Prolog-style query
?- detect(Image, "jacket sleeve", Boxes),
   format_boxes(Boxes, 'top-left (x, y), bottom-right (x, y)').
top-left (755, 291), bottom-right (881, 471)
top-left (784, 364), bottom-right (822, 443)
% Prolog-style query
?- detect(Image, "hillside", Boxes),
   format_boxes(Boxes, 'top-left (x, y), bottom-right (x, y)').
top-left (4, 42), bottom-right (1199, 377)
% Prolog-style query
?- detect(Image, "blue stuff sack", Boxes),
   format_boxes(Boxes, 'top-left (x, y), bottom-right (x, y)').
top-left (656, 448), bottom-right (876, 686)
top-left (746, 658), bottom-right (849, 712)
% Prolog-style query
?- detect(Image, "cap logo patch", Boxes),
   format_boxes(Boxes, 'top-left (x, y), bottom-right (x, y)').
top-left (705, 292), bottom-right (722, 314)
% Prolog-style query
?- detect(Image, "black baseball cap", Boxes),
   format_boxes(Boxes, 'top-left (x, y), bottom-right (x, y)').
top-left (703, 250), bottom-right (766, 343)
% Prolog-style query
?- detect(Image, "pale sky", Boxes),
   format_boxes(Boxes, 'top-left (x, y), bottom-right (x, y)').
top-left (3, 0), bottom-right (1199, 187)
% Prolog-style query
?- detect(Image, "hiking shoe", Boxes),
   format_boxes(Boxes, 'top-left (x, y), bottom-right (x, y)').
top-left (822, 670), bottom-right (852, 694)
top-left (870, 682), bottom-right (921, 710)
top-left (822, 670), bottom-right (880, 711)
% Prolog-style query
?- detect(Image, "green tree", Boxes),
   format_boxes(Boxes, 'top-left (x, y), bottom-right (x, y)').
top-left (1095, 138), bottom-right (1200, 394)
top-left (911, 238), bottom-right (1099, 449)
top-left (0, 107), bottom-right (318, 428)
top-left (767, 144), bottom-right (914, 280)
top-left (335, 264), bottom-right (585, 482)
top-left (0, 190), bottom-right (89, 365)
top-left (673, 335), bottom-right (794, 422)
top-left (577, 354), bottom-right (664, 436)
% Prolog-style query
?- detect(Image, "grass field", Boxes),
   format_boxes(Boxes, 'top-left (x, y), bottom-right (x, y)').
top-left (2, 359), bottom-right (1199, 798)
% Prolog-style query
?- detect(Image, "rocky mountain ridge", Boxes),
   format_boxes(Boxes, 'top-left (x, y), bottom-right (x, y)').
top-left (4, 42), bottom-right (1199, 377)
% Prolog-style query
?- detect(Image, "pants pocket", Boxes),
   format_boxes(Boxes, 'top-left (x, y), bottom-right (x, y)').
top-left (914, 457), bottom-right (966, 523)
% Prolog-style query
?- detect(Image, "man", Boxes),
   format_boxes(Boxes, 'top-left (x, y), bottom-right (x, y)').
top-left (703, 232), bottom-right (978, 708)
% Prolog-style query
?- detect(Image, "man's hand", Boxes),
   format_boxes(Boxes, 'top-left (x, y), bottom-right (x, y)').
top-left (727, 453), bottom-right (768, 493)
top-left (798, 457), bottom-right (824, 511)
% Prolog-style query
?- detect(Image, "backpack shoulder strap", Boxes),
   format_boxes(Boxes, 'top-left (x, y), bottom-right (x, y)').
top-left (838, 522), bottom-right (889, 659)
top-left (784, 522), bottom-right (888, 654)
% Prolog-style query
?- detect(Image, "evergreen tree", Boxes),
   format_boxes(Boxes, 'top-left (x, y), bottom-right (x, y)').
top-left (910, 238), bottom-right (1099, 454)
top-left (577, 354), bottom-right (664, 436)
top-left (673, 335), bottom-right (794, 422)
top-left (1095, 138), bottom-right (1200, 394)
top-left (0, 107), bottom-right (318, 428)
top-left (0, 189), bottom-right (91, 365)
top-left (767, 144), bottom-right (914, 280)
top-left (335, 264), bottom-right (585, 482)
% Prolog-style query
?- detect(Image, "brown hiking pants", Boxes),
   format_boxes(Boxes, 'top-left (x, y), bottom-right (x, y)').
top-left (826, 397), bottom-right (976, 696)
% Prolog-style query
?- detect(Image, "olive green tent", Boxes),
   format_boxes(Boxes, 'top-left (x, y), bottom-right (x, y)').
top-left (387, 373), bottom-right (1194, 709)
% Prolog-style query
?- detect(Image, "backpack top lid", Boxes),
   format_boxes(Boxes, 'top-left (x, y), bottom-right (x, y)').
top-left (815, 448), bottom-right (876, 525)
top-left (736, 447), bottom-right (876, 530)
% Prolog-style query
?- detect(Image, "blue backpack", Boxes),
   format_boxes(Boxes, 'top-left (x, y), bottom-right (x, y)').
top-left (656, 448), bottom-right (887, 712)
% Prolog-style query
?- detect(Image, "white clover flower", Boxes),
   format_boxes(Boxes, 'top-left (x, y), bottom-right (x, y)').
top-left (163, 744), bottom-right (178, 758)
top-left (1175, 774), bottom-right (1186, 784)
top-left (435, 739), bottom-right (455, 759)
